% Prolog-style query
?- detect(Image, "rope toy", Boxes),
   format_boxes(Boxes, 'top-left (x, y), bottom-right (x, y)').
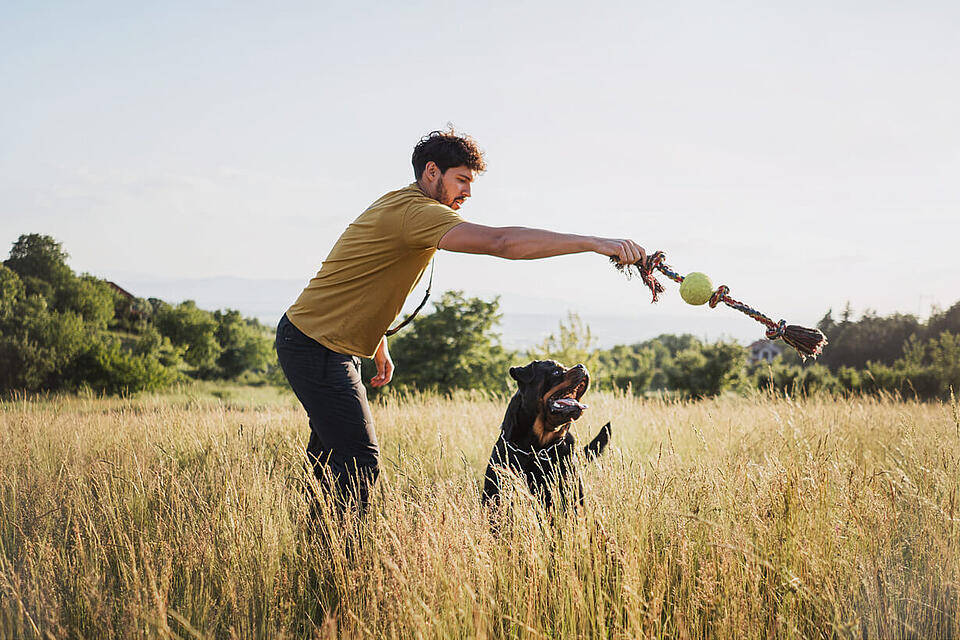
top-left (612, 252), bottom-right (828, 360)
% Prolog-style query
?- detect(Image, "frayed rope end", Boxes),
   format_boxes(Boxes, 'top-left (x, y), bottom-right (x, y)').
top-left (781, 325), bottom-right (829, 361)
top-left (610, 255), bottom-right (663, 303)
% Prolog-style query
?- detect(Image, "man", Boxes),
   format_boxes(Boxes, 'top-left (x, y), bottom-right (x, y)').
top-left (276, 129), bottom-right (646, 513)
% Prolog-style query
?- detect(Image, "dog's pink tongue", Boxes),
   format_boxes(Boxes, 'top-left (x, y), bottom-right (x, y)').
top-left (553, 398), bottom-right (588, 411)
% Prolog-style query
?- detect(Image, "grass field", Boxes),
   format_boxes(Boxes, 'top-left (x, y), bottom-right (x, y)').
top-left (1, 384), bottom-right (958, 639)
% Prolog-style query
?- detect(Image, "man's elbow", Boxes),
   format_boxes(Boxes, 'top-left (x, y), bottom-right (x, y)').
top-left (492, 237), bottom-right (537, 260)
top-left (489, 228), bottom-right (544, 260)
top-left (489, 231), bottom-right (515, 258)
top-left (442, 226), bottom-right (529, 259)
top-left (467, 228), bottom-right (513, 259)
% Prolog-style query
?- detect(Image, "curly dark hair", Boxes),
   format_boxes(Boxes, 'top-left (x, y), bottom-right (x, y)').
top-left (412, 128), bottom-right (487, 179)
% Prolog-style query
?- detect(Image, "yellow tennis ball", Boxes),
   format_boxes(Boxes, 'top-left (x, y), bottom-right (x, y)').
top-left (679, 272), bottom-right (713, 306)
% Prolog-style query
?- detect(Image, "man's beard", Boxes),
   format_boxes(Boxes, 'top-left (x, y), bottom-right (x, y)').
top-left (429, 180), bottom-right (461, 209)
top-left (431, 182), bottom-right (449, 205)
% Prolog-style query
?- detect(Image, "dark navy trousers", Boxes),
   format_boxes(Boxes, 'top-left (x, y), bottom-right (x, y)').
top-left (275, 314), bottom-right (380, 512)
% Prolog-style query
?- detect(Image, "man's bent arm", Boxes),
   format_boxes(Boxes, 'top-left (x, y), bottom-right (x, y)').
top-left (438, 222), bottom-right (646, 266)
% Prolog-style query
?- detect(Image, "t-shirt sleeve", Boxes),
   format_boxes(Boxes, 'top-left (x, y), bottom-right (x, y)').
top-left (402, 201), bottom-right (466, 249)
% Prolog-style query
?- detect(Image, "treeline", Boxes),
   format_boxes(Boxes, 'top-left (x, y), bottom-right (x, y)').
top-left (4, 234), bottom-right (958, 400)
top-left (0, 234), bottom-right (275, 394)
top-left (588, 302), bottom-right (960, 399)
top-left (368, 294), bottom-right (960, 401)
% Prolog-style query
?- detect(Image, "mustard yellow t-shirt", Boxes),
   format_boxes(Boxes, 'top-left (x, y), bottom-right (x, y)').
top-left (286, 184), bottom-right (465, 358)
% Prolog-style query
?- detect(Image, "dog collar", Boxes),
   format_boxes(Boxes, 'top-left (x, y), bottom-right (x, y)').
top-left (499, 432), bottom-right (567, 463)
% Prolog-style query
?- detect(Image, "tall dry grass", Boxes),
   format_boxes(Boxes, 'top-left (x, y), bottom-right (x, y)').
top-left (1, 384), bottom-right (958, 639)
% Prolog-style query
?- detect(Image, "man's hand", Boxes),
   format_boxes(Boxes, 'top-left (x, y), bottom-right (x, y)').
top-left (592, 238), bottom-right (646, 268)
top-left (370, 336), bottom-right (394, 388)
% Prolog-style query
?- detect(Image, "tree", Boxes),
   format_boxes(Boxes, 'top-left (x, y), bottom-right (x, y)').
top-left (213, 310), bottom-right (273, 378)
top-left (595, 343), bottom-right (657, 394)
top-left (651, 333), bottom-right (703, 357)
top-left (3, 234), bottom-right (75, 295)
top-left (665, 340), bottom-right (746, 398)
top-left (888, 331), bottom-right (960, 398)
top-left (384, 291), bottom-right (514, 394)
top-left (0, 295), bottom-right (87, 392)
top-left (816, 309), bottom-right (922, 371)
top-left (627, 333), bottom-right (702, 390)
top-left (527, 312), bottom-right (601, 375)
top-left (54, 275), bottom-right (117, 328)
top-left (1, 234), bottom-right (282, 393)
top-left (0, 265), bottom-right (25, 321)
top-left (752, 359), bottom-right (842, 396)
top-left (925, 302), bottom-right (960, 341)
top-left (112, 295), bottom-right (153, 333)
top-left (154, 301), bottom-right (222, 375)
top-left (131, 325), bottom-right (184, 369)
top-left (817, 309), bottom-right (836, 336)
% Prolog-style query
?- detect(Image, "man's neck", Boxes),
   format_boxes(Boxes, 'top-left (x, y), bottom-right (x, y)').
top-left (415, 179), bottom-right (439, 202)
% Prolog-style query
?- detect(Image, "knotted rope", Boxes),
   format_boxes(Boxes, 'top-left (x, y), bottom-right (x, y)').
top-left (612, 252), bottom-right (828, 360)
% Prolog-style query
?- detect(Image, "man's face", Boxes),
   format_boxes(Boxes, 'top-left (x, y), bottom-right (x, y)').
top-left (426, 164), bottom-right (474, 210)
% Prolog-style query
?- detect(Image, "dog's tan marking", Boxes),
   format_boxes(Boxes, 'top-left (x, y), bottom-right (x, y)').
top-left (531, 414), bottom-right (571, 447)
top-left (534, 369), bottom-right (588, 442)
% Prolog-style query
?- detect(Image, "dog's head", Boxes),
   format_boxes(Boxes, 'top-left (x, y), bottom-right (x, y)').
top-left (504, 360), bottom-right (590, 447)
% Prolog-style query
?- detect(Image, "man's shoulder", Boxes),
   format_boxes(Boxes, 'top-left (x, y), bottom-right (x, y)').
top-left (370, 183), bottom-right (430, 208)
top-left (364, 183), bottom-right (456, 219)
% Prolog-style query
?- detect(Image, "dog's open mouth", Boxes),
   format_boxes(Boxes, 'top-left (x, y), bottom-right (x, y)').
top-left (546, 375), bottom-right (589, 427)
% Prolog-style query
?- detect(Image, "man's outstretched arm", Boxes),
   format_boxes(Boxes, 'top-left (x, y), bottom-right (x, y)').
top-left (437, 222), bottom-right (647, 266)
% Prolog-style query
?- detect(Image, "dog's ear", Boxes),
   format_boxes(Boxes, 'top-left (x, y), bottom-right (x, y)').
top-left (509, 364), bottom-right (535, 385)
top-left (584, 422), bottom-right (611, 460)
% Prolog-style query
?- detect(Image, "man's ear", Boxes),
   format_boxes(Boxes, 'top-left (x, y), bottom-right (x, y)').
top-left (509, 364), bottom-right (535, 385)
top-left (424, 161), bottom-right (440, 181)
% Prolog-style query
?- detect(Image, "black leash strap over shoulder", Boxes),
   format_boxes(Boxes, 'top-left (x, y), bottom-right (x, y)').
top-left (384, 258), bottom-right (435, 337)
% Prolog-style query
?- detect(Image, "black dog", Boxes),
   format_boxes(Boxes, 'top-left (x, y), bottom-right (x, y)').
top-left (482, 360), bottom-right (611, 511)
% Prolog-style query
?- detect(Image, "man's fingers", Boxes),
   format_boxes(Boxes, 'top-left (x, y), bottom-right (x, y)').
top-left (618, 241), bottom-right (644, 266)
top-left (370, 363), bottom-right (384, 386)
top-left (601, 238), bottom-right (646, 265)
top-left (371, 359), bottom-right (394, 387)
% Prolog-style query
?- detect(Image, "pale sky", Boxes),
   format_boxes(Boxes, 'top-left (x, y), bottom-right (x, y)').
top-left (2, 1), bottom-right (958, 344)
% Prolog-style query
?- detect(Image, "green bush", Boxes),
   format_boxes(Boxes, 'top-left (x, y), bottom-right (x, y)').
top-left (595, 344), bottom-right (656, 394)
top-left (54, 275), bottom-right (118, 328)
top-left (154, 301), bottom-right (222, 376)
top-left (214, 310), bottom-right (273, 379)
top-left (64, 337), bottom-right (180, 395)
top-left (665, 340), bottom-right (746, 398)
top-left (0, 295), bottom-right (88, 392)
